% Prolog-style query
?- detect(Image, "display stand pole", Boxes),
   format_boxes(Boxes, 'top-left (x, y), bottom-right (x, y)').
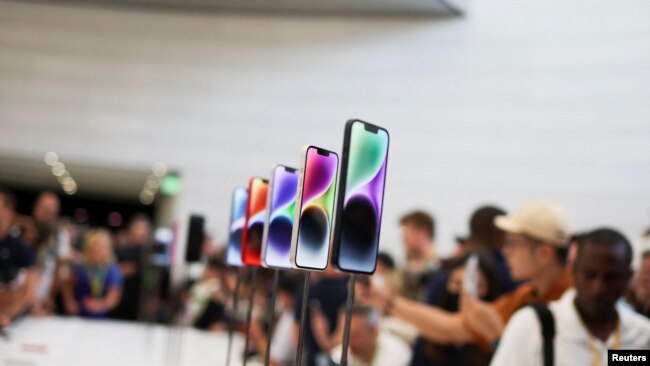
top-left (226, 268), bottom-right (243, 366)
top-left (339, 274), bottom-right (357, 366)
top-left (295, 271), bottom-right (311, 366)
top-left (263, 269), bottom-right (281, 366)
top-left (242, 267), bottom-right (258, 366)
top-left (165, 273), bottom-right (186, 366)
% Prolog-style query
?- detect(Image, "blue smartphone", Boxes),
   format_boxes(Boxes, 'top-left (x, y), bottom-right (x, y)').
top-left (225, 187), bottom-right (248, 267)
top-left (261, 165), bottom-right (299, 269)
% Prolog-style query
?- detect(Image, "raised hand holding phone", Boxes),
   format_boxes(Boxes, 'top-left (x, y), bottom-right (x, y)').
top-left (463, 254), bottom-right (479, 298)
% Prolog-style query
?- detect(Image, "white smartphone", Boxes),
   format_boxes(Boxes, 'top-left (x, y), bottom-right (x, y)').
top-left (463, 254), bottom-right (479, 297)
top-left (289, 145), bottom-right (339, 271)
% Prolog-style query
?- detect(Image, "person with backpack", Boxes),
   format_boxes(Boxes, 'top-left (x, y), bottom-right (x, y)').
top-left (491, 228), bottom-right (650, 366)
top-left (370, 201), bottom-right (574, 352)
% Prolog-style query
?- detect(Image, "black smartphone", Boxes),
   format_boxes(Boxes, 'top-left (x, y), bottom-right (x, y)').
top-left (331, 120), bottom-right (390, 274)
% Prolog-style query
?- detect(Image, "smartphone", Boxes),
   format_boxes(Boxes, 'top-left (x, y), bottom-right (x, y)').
top-left (153, 228), bottom-right (173, 266)
top-left (242, 177), bottom-right (269, 267)
top-left (463, 254), bottom-right (479, 297)
top-left (332, 120), bottom-right (390, 274)
top-left (226, 187), bottom-right (248, 267)
top-left (185, 214), bottom-right (205, 263)
top-left (261, 165), bottom-right (299, 269)
top-left (290, 146), bottom-right (339, 271)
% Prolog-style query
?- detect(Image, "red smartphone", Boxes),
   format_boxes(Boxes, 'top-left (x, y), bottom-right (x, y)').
top-left (241, 177), bottom-right (269, 266)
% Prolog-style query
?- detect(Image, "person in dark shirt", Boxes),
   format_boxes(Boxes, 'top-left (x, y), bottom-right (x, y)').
top-left (293, 268), bottom-right (348, 366)
top-left (414, 252), bottom-right (503, 366)
top-left (410, 205), bottom-right (516, 366)
top-left (111, 214), bottom-right (151, 321)
top-left (0, 187), bottom-right (38, 328)
top-left (396, 211), bottom-right (439, 302)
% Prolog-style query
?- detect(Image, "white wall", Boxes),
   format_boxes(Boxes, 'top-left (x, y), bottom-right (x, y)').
top-left (1, 0), bottom-right (649, 262)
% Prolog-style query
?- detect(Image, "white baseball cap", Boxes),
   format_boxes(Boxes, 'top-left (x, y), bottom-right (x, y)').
top-left (494, 201), bottom-right (571, 247)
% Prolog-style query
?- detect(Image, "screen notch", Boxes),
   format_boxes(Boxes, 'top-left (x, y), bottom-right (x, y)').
top-left (316, 148), bottom-right (331, 156)
top-left (364, 123), bottom-right (379, 134)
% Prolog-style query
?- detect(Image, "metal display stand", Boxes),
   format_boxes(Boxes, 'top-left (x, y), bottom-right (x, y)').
top-left (263, 269), bottom-right (281, 366)
top-left (242, 267), bottom-right (258, 366)
top-left (339, 274), bottom-right (357, 366)
top-left (295, 271), bottom-right (311, 366)
top-left (225, 268), bottom-right (243, 366)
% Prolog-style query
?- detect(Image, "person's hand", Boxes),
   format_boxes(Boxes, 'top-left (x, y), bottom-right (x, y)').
top-left (65, 299), bottom-right (80, 315)
top-left (120, 262), bottom-right (137, 278)
top-left (367, 274), bottom-right (393, 311)
top-left (83, 298), bottom-right (106, 314)
top-left (354, 277), bottom-right (372, 306)
top-left (460, 293), bottom-right (503, 343)
top-left (248, 316), bottom-right (264, 341)
top-left (310, 308), bottom-right (331, 350)
top-left (0, 313), bottom-right (11, 328)
top-left (212, 290), bottom-right (228, 304)
top-left (32, 301), bottom-right (53, 317)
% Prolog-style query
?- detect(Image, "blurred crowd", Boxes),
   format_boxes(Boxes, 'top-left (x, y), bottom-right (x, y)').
top-left (0, 187), bottom-right (168, 325)
top-left (2, 185), bottom-right (650, 365)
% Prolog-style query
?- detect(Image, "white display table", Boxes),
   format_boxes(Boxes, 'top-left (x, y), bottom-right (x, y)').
top-left (0, 317), bottom-right (245, 366)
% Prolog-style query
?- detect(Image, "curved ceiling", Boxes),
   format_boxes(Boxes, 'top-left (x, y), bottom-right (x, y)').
top-left (11, 0), bottom-right (466, 17)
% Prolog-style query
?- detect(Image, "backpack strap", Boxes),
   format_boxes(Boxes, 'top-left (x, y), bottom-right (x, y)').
top-left (530, 303), bottom-right (555, 366)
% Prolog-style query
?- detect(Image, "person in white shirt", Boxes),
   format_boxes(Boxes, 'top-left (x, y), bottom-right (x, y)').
top-left (491, 228), bottom-right (650, 366)
top-left (249, 275), bottom-right (299, 366)
top-left (329, 305), bottom-right (412, 366)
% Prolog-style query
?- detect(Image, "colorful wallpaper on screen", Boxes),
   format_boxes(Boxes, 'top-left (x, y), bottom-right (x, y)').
top-left (242, 178), bottom-right (268, 266)
top-left (265, 167), bottom-right (298, 269)
top-left (338, 123), bottom-right (389, 273)
top-left (296, 148), bottom-right (338, 270)
top-left (226, 187), bottom-right (248, 267)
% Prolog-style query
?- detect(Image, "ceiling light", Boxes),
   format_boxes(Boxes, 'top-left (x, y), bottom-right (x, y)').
top-left (145, 179), bottom-right (159, 190)
top-left (139, 191), bottom-right (154, 205)
top-left (152, 162), bottom-right (167, 177)
top-left (44, 152), bottom-right (58, 166)
top-left (51, 162), bottom-right (65, 176)
top-left (62, 180), bottom-right (76, 191)
top-left (64, 185), bottom-right (77, 195)
top-left (57, 171), bottom-right (71, 183)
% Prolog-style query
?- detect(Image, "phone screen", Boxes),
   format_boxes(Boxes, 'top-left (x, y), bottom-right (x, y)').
top-left (226, 187), bottom-right (248, 267)
top-left (262, 165), bottom-right (299, 269)
top-left (294, 147), bottom-right (338, 270)
top-left (463, 254), bottom-right (479, 297)
top-left (242, 177), bottom-right (269, 266)
top-left (333, 120), bottom-right (389, 274)
top-left (153, 228), bottom-right (173, 266)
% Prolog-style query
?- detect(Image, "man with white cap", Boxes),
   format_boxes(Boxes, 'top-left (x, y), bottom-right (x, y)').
top-left (369, 200), bottom-right (574, 354)
top-left (491, 228), bottom-right (650, 366)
